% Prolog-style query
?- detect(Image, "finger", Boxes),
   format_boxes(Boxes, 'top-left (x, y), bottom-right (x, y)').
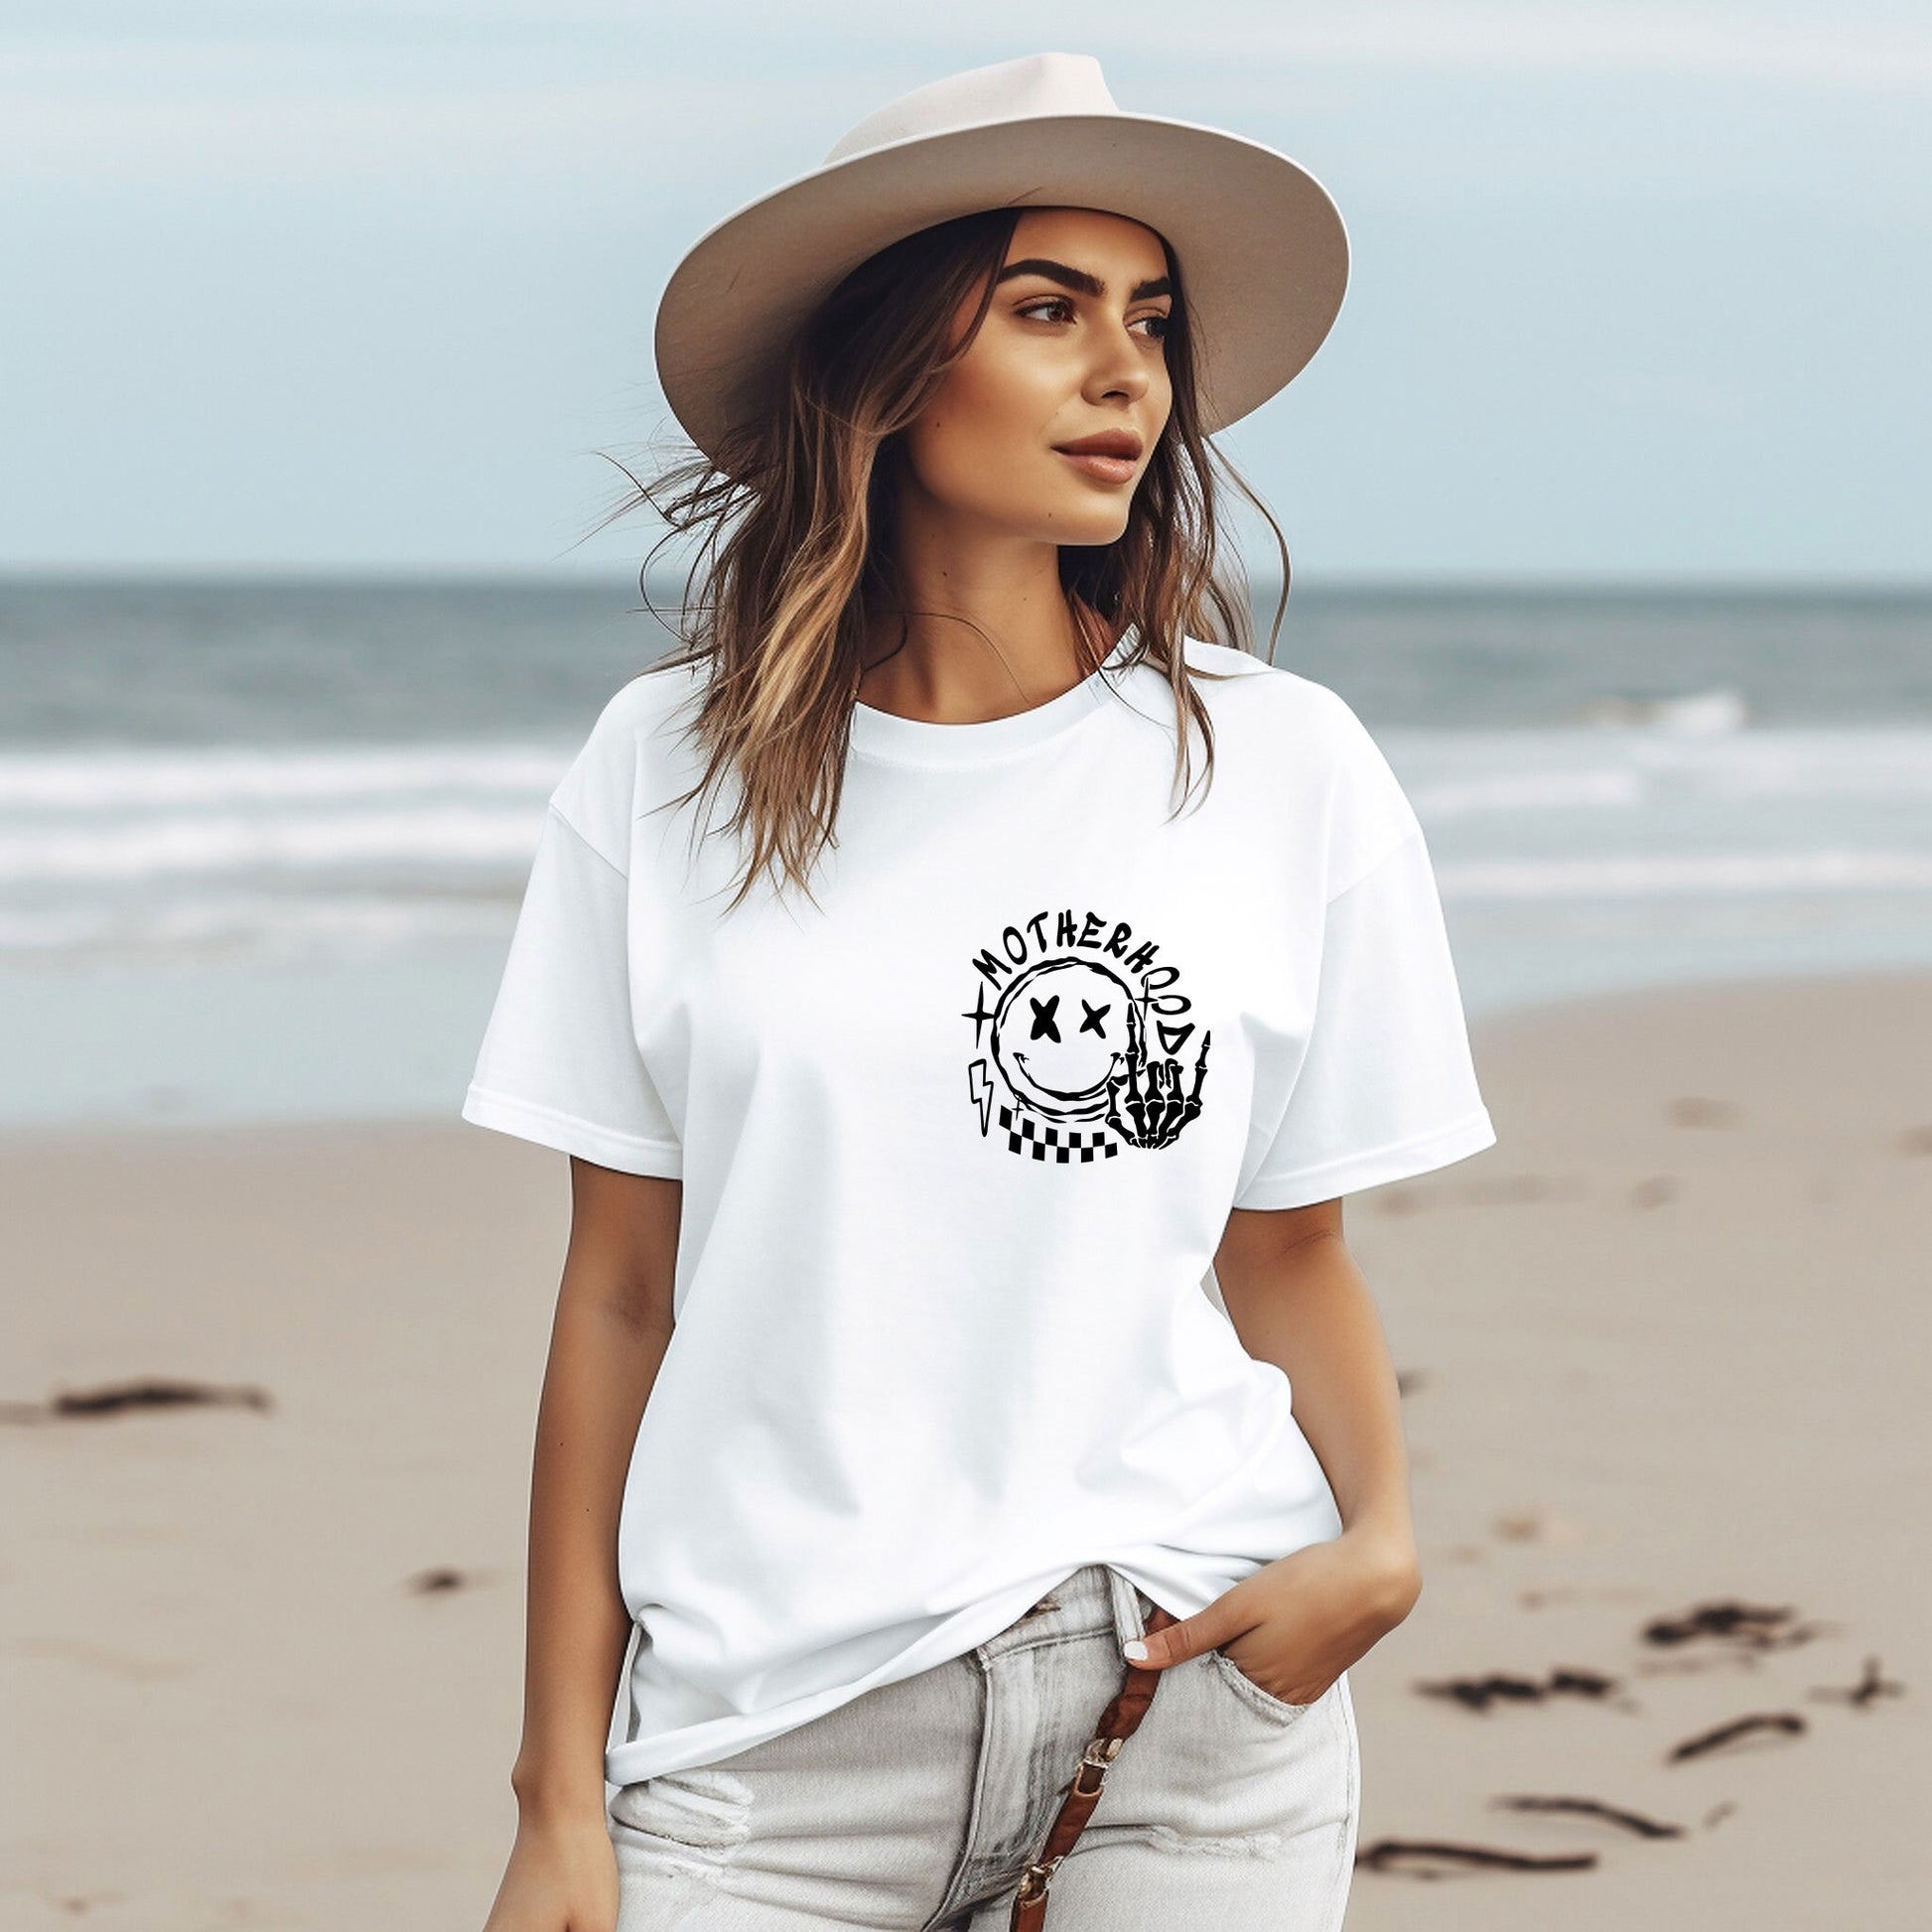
top-left (1157, 1061), bottom-right (1183, 1135)
top-left (1122, 1608), bottom-right (1241, 1670)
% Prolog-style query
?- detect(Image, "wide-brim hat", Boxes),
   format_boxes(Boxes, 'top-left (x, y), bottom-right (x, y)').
top-left (653, 51), bottom-right (1349, 472)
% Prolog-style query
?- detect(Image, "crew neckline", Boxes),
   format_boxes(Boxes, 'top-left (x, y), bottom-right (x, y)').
top-left (848, 624), bottom-right (1138, 768)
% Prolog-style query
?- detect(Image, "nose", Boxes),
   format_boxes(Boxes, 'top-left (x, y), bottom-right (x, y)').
top-left (1084, 312), bottom-right (1154, 406)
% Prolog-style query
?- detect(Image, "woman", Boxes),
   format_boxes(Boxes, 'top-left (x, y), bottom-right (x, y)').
top-left (467, 53), bottom-right (1495, 1932)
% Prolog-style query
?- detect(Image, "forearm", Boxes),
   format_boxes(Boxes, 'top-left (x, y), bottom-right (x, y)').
top-left (510, 1280), bottom-right (673, 1822)
top-left (1216, 1215), bottom-right (1418, 1564)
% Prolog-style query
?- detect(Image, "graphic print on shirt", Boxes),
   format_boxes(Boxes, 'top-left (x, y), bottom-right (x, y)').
top-left (963, 906), bottom-right (1211, 1164)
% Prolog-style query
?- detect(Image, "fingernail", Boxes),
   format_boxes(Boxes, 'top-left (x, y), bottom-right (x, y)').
top-left (1123, 1640), bottom-right (1149, 1662)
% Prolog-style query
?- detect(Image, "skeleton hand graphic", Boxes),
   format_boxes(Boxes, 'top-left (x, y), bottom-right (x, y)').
top-left (1105, 1028), bottom-right (1211, 1150)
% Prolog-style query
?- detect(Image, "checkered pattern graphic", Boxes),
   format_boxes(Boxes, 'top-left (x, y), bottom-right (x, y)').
top-left (998, 1103), bottom-right (1118, 1163)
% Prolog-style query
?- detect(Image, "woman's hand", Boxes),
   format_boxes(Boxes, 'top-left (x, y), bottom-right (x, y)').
top-left (1122, 1528), bottom-right (1422, 1706)
top-left (480, 1807), bottom-right (621, 1932)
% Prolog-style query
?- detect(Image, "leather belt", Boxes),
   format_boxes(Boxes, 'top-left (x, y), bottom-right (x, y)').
top-left (1008, 1601), bottom-right (1179, 1930)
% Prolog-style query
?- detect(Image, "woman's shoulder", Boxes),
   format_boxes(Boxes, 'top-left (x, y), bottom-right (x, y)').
top-left (1176, 633), bottom-right (1420, 887)
top-left (548, 652), bottom-right (710, 855)
top-left (578, 649), bottom-right (711, 757)
top-left (1177, 633), bottom-right (1379, 754)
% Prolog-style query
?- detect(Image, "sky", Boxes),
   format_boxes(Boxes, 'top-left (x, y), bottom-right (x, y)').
top-left (2, 1), bottom-right (1928, 580)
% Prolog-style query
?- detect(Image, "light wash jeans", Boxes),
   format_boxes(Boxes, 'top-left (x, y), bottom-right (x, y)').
top-left (610, 1560), bottom-right (1360, 1929)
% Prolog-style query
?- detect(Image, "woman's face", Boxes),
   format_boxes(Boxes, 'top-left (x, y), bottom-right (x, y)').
top-left (897, 207), bottom-right (1174, 549)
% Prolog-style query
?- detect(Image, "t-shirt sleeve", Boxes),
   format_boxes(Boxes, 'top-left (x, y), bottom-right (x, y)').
top-left (459, 703), bottom-right (683, 1177)
top-left (1232, 695), bottom-right (1495, 1210)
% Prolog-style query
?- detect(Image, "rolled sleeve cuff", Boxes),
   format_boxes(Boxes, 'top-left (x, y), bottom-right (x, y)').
top-left (1233, 1106), bottom-right (1496, 1211)
top-left (461, 1083), bottom-right (684, 1178)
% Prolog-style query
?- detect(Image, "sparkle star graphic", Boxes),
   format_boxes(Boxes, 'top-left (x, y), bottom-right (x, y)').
top-left (961, 983), bottom-right (997, 1047)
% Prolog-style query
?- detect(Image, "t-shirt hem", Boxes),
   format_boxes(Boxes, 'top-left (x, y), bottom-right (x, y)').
top-left (1232, 1107), bottom-right (1497, 1211)
top-left (461, 1084), bottom-right (683, 1178)
top-left (600, 1533), bottom-right (1316, 1787)
top-left (605, 1568), bottom-right (1071, 1786)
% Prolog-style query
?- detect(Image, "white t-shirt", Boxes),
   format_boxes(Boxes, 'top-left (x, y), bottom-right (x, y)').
top-left (463, 628), bottom-right (1495, 1786)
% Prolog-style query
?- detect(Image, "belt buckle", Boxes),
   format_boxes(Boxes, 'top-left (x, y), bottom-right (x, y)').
top-left (1015, 1853), bottom-right (1062, 1901)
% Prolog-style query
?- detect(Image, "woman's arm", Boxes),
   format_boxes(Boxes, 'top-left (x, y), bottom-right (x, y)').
top-left (1118, 1197), bottom-right (1423, 1700)
top-left (1213, 1196), bottom-right (1419, 1574)
top-left (482, 1158), bottom-right (681, 1932)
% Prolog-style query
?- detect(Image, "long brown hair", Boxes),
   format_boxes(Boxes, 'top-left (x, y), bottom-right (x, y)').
top-left (584, 206), bottom-right (1293, 913)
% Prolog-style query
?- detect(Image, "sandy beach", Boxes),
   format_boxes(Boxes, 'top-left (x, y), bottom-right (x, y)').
top-left (3, 969), bottom-right (1926, 1929)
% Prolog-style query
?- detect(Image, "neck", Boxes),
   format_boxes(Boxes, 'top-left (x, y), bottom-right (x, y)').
top-left (856, 507), bottom-right (1112, 727)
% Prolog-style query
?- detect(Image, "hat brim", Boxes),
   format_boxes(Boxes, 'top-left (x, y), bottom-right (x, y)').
top-left (653, 109), bottom-right (1349, 467)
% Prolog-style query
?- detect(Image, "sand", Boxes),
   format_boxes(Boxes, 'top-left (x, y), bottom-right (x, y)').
top-left (3, 970), bottom-right (1927, 1929)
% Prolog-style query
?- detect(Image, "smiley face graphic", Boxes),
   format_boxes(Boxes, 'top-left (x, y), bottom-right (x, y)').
top-left (989, 957), bottom-right (1141, 1125)
top-left (964, 906), bottom-right (1211, 1163)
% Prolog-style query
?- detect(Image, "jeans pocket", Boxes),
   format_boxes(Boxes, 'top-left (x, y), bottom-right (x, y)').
top-left (1208, 1646), bottom-right (1319, 1725)
top-left (609, 1766), bottom-right (754, 1856)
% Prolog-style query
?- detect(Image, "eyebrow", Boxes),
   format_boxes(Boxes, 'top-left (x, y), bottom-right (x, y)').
top-left (994, 257), bottom-right (1173, 303)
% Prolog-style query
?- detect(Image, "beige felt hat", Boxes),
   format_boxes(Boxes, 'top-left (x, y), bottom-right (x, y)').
top-left (653, 51), bottom-right (1350, 469)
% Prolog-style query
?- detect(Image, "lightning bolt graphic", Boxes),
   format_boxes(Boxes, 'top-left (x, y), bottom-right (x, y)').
top-left (967, 1058), bottom-right (996, 1135)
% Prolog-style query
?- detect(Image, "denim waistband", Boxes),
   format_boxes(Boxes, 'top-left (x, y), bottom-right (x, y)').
top-left (976, 1562), bottom-right (1152, 1661)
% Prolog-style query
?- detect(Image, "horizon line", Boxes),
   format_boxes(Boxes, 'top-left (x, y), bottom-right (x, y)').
top-left (4, 566), bottom-right (1932, 598)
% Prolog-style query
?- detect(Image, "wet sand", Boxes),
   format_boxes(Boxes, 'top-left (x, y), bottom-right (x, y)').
top-left (2, 971), bottom-right (1927, 1928)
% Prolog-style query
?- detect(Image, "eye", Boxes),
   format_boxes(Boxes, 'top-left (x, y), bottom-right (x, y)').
top-left (1016, 295), bottom-right (1076, 325)
top-left (1015, 296), bottom-right (1172, 343)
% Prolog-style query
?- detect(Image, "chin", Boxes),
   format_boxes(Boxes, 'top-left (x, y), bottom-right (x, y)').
top-left (1040, 497), bottom-right (1132, 547)
top-left (1061, 516), bottom-right (1132, 547)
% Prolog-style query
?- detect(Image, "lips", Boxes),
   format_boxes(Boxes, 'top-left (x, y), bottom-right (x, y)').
top-left (1052, 429), bottom-right (1145, 486)
top-left (1052, 431), bottom-right (1144, 460)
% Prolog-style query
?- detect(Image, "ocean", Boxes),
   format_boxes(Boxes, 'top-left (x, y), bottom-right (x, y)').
top-left (5, 575), bottom-right (1929, 1130)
